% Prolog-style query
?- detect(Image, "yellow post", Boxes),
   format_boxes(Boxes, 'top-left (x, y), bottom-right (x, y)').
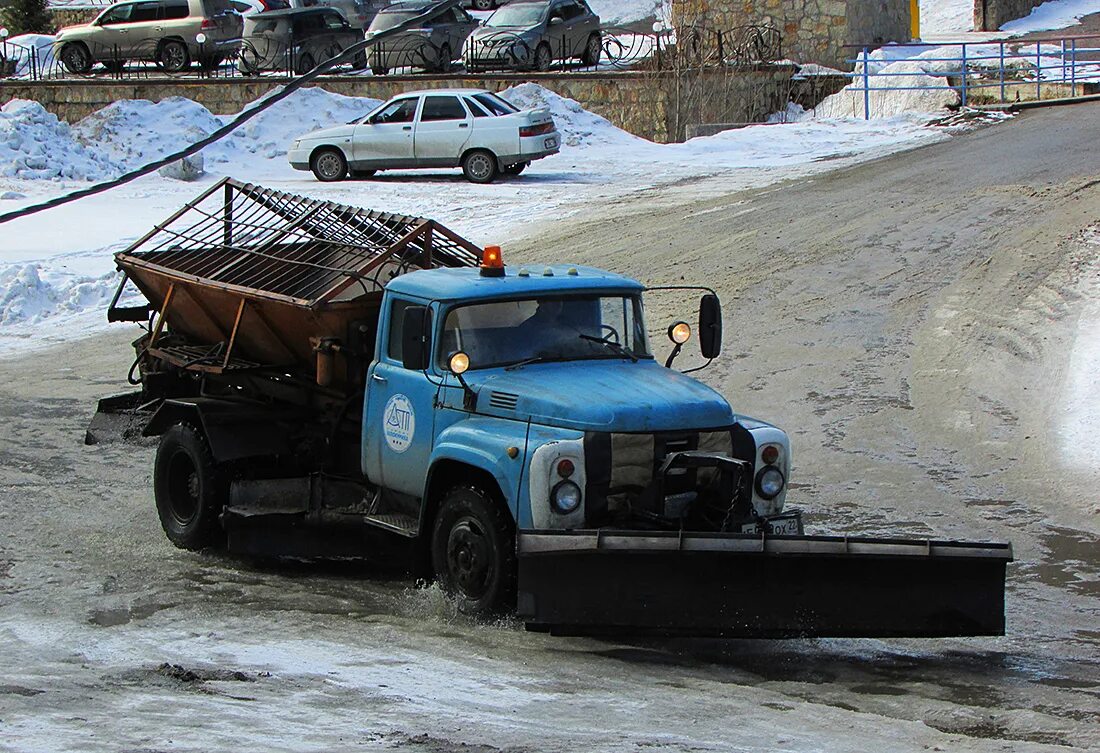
top-left (911, 0), bottom-right (921, 40)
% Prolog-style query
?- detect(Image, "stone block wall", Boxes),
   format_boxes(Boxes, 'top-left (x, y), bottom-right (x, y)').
top-left (0, 67), bottom-right (804, 142)
top-left (973, 0), bottom-right (1041, 31)
top-left (671, 0), bottom-right (911, 69)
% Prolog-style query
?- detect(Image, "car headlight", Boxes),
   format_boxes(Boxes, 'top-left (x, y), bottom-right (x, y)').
top-left (755, 466), bottom-right (785, 499)
top-left (551, 480), bottom-right (581, 514)
top-left (292, 140), bottom-right (300, 149)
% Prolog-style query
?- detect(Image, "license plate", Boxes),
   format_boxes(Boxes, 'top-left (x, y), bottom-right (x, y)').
top-left (741, 513), bottom-right (802, 536)
top-left (544, 137), bottom-right (558, 149)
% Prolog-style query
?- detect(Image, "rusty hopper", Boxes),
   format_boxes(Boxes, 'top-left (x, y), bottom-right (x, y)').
top-left (110, 178), bottom-right (480, 390)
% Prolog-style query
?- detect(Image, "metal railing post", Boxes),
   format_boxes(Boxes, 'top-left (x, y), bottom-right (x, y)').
top-left (1071, 37), bottom-right (1077, 96)
top-left (1036, 43), bottom-right (1042, 100)
top-left (862, 46), bottom-right (871, 120)
top-left (960, 43), bottom-right (968, 108)
top-left (999, 41), bottom-right (1005, 102)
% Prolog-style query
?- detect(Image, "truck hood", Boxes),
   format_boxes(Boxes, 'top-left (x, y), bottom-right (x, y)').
top-left (467, 359), bottom-right (736, 432)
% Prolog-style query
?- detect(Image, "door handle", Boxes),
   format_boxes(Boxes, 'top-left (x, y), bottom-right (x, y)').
top-left (372, 373), bottom-right (388, 383)
top-left (458, 123), bottom-right (468, 128)
top-left (402, 125), bottom-right (412, 131)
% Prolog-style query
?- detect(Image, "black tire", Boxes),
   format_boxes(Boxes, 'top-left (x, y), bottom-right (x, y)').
top-left (533, 42), bottom-right (551, 72)
top-left (352, 50), bottom-right (368, 70)
top-left (472, 0), bottom-right (493, 9)
top-left (504, 161), bottom-right (527, 175)
top-left (311, 147), bottom-right (347, 182)
top-left (154, 423), bottom-right (226, 551)
top-left (434, 42), bottom-right (451, 73)
top-left (296, 52), bottom-right (315, 75)
top-left (157, 40), bottom-right (190, 73)
top-left (371, 64), bottom-right (388, 75)
top-left (60, 43), bottom-right (92, 74)
top-left (581, 32), bottom-right (601, 66)
top-left (461, 149), bottom-right (498, 184)
top-left (431, 485), bottom-right (516, 616)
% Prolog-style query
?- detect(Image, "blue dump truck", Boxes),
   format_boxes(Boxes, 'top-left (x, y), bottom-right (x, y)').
top-left (90, 180), bottom-right (1012, 637)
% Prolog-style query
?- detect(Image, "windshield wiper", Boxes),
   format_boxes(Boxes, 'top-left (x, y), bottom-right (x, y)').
top-left (578, 334), bottom-right (638, 362)
top-left (503, 355), bottom-right (552, 371)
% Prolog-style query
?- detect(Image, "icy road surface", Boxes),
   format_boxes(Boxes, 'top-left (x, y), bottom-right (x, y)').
top-left (1, 103), bottom-right (1099, 751)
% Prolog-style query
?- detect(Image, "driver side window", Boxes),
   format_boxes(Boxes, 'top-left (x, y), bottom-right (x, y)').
top-left (372, 98), bottom-right (418, 124)
top-left (100, 4), bottom-right (135, 24)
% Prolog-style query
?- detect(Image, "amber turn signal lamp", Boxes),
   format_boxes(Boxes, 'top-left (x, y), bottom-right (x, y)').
top-left (480, 245), bottom-right (505, 277)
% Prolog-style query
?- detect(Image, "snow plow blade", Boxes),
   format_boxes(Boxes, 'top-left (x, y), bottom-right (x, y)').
top-left (516, 531), bottom-right (1012, 638)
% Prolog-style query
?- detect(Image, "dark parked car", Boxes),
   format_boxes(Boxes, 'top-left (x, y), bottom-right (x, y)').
top-left (238, 6), bottom-right (366, 73)
top-left (465, 0), bottom-right (599, 72)
top-left (364, 0), bottom-right (478, 74)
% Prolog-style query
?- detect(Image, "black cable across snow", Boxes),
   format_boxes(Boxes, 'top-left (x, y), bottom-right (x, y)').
top-left (0, 5), bottom-right (448, 226)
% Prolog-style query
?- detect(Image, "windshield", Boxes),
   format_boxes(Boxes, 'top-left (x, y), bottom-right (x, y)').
top-left (369, 10), bottom-right (419, 30)
top-left (486, 3), bottom-right (545, 27)
top-left (438, 294), bottom-right (650, 370)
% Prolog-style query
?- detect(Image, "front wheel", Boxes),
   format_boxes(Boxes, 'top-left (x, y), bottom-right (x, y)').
top-left (533, 42), bottom-right (552, 72)
top-left (582, 33), bottom-right (601, 66)
top-left (156, 40), bottom-right (190, 73)
top-left (60, 43), bottom-right (92, 74)
top-left (311, 147), bottom-right (347, 182)
top-left (154, 424), bottom-right (226, 550)
top-left (295, 52), bottom-right (315, 75)
top-left (472, 0), bottom-right (493, 9)
top-left (462, 149), bottom-right (498, 184)
top-left (431, 486), bottom-right (516, 616)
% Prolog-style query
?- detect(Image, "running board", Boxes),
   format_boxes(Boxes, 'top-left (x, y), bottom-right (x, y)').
top-left (516, 530), bottom-right (1012, 638)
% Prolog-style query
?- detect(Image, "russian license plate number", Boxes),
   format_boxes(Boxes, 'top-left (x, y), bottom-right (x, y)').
top-left (741, 514), bottom-right (802, 536)
top-left (544, 136), bottom-right (558, 149)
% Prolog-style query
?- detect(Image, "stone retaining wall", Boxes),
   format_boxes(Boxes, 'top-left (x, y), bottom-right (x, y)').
top-left (0, 67), bottom-right (816, 142)
top-left (973, 0), bottom-right (1042, 31)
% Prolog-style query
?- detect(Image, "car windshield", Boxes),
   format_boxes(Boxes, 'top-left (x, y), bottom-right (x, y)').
top-left (438, 294), bottom-right (650, 370)
top-left (486, 3), bottom-right (545, 26)
top-left (369, 10), bottom-right (420, 30)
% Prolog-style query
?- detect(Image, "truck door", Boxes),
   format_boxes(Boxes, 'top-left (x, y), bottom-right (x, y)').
top-left (363, 295), bottom-right (437, 496)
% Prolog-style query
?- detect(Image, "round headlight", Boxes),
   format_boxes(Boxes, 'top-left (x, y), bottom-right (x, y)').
top-left (449, 351), bottom-right (470, 375)
top-left (551, 480), bottom-right (581, 514)
top-left (755, 467), bottom-right (785, 499)
top-left (668, 321), bottom-right (691, 345)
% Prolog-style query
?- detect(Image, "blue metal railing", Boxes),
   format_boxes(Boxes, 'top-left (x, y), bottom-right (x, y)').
top-left (847, 34), bottom-right (1100, 119)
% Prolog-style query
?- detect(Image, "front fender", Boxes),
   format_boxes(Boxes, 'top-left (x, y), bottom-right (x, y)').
top-left (429, 417), bottom-right (531, 520)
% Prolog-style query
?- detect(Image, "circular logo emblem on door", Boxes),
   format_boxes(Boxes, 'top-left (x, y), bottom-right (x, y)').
top-left (383, 393), bottom-right (415, 453)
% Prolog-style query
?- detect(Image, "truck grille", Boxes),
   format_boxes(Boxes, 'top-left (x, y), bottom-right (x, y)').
top-left (488, 391), bottom-right (519, 410)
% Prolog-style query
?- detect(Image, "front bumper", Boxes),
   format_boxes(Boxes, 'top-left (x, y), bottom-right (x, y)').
top-left (517, 529), bottom-right (1012, 638)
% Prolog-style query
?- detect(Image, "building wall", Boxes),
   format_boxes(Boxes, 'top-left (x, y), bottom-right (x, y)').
top-left (671, 0), bottom-right (911, 69)
top-left (0, 68), bottom-right (807, 142)
top-left (973, 0), bottom-right (1042, 31)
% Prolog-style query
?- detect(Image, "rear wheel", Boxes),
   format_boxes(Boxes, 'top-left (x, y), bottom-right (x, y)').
top-left (154, 424), bottom-right (226, 551)
top-left (534, 42), bottom-right (552, 72)
top-left (311, 148), bottom-right (347, 181)
top-left (295, 52), bottom-right (315, 75)
top-left (60, 43), bottom-right (92, 74)
top-left (156, 40), bottom-right (190, 72)
top-left (462, 149), bottom-right (498, 184)
top-left (431, 486), bottom-right (516, 616)
top-left (582, 33), bottom-right (601, 66)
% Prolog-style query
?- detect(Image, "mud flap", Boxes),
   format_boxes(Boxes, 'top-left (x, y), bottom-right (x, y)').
top-left (517, 530), bottom-right (1012, 638)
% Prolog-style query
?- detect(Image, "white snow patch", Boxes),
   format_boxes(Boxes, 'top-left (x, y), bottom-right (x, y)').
top-left (920, 0), bottom-right (974, 35)
top-left (3, 34), bottom-right (59, 77)
top-left (586, 0), bottom-right (660, 25)
top-left (0, 100), bottom-right (120, 181)
top-left (1059, 230), bottom-right (1100, 471)
top-left (1002, 0), bottom-right (1100, 33)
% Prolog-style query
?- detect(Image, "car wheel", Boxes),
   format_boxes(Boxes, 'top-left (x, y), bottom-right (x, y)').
top-left (582, 33), bottom-right (601, 66)
top-left (462, 149), bottom-right (498, 184)
top-left (473, 0), bottom-right (494, 9)
top-left (296, 52), bottom-right (315, 75)
top-left (311, 148), bottom-right (348, 182)
top-left (154, 423), bottom-right (226, 551)
top-left (156, 40), bottom-right (190, 73)
top-left (431, 485), bottom-right (516, 616)
top-left (352, 50), bottom-right (368, 70)
top-left (504, 161), bottom-right (527, 175)
top-left (371, 65), bottom-right (388, 75)
top-left (60, 43), bottom-right (92, 74)
top-left (434, 42), bottom-right (451, 73)
top-left (534, 42), bottom-right (552, 72)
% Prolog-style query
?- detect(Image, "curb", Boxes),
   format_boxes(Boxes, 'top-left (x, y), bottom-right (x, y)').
top-left (975, 93), bottom-right (1100, 112)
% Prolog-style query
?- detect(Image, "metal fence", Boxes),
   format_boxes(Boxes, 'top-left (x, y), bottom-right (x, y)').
top-left (847, 34), bottom-right (1100, 119)
top-left (0, 24), bottom-right (782, 81)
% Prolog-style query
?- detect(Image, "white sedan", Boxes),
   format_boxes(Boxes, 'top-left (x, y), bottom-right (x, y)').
top-left (287, 88), bottom-right (561, 183)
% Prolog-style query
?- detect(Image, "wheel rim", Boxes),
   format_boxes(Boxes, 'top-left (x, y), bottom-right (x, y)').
top-left (316, 152), bottom-right (343, 179)
top-left (446, 518), bottom-right (493, 599)
top-left (64, 47), bottom-right (88, 71)
top-left (165, 450), bottom-right (200, 526)
top-left (162, 44), bottom-right (185, 70)
top-left (466, 153), bottom-right (492, 181)
top-left (536, 45), bottom-right (550, 70)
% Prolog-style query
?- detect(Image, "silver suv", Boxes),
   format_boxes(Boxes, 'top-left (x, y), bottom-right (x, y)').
top-left (54, 0), bottom-right (243, 74)
top-left (465, 0), bottom-right (599, 72)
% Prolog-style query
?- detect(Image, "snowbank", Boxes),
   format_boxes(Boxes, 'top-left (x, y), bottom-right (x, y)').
top-left (2, 34), bottom-right (58, 78)
top-left (501, 83), bottom-right (644, 148)
top-left (0, 100), bottom-right (119, 180)
top-left (585, 0), bottom-right (660, 25)
top-left (1002, 0), bottom-right (1100, 33)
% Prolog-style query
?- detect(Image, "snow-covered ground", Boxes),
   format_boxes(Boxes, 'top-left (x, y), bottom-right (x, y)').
top-left (0, 83), bottom-right (981, 355)
top-left (921, 0), bottom-right (1100, 36)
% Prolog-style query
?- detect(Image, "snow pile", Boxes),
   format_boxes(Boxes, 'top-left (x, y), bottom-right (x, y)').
top-left (74, 97), bottom-right (223, 170)
top-left (502, 83), bottom-right (643, 148)
top-left (0, 263), bottom-right (119, 326)
top-left (1003, 0), bottom-right (1100, 33)
top-left (919, 0), bottom-right (974, 35)
top-left (807, 53), bottom-right (959, 119)
top-left (3, 34), bottom-right (59, 78)
top-left (586, 0), bottom-right (660, 25)
top-left (0, 100), bottom-right (119, 180)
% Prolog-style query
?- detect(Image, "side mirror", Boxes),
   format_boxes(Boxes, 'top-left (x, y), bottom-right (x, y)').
top-left (401, 305), bottom-right (431, 371)
top-left (699, 293), bottom-right (722, 359)
top-left (549, 16), bottom-right (563, 25)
